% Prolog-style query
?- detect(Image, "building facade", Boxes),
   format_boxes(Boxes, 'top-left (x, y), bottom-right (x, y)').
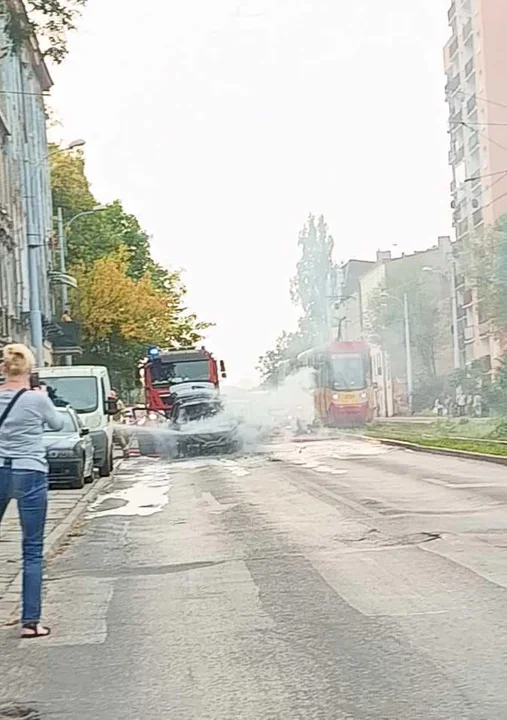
top-left (0, 0), bottom-right (54, 361)
top-left (336, 239), bottom-right (455, 416)
top-left (444, 0), bottom-right (507, 371)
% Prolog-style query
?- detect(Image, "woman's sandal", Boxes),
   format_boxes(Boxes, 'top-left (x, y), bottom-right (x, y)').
top-left (21, 622), bottom-right (51, 639)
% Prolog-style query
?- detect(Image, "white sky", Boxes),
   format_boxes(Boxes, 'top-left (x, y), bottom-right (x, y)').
top-left (50, 0), bottom-right (452, 385)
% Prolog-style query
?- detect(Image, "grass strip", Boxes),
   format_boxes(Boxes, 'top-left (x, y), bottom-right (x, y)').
top-left (363, 428), bottom-right (507, 456)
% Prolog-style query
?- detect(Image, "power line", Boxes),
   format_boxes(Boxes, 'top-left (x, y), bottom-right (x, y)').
top-left (450, 120), bottom-right (507, 127)
top-left (466, 169), bottom-right (507, 182)
top-left (476, 95), bottom-right (507, 112)
top-left (481, 190), bottom-right (507, 212)
top-left (461, 121), bottom-right (507, 155)
top-left (451, 88), bottom-right (507, 113)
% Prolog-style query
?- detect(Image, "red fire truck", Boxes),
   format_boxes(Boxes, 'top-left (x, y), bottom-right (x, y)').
top-left (141, 347), bottom-right (226, 417)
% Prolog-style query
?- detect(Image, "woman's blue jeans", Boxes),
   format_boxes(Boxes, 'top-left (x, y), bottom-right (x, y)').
top-left (0, 466), bottom-right (48, 624)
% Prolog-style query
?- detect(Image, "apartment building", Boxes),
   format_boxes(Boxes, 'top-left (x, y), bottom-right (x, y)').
top-left (0, 0), bottom-right (54, 359)
top-left (336, 239), bottom-right (455, 416)
top-left (444, 0), bottom-right (507, 372)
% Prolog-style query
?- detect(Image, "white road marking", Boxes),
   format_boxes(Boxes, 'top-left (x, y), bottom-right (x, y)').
top-left (201, 491), bottom-right (237, 513)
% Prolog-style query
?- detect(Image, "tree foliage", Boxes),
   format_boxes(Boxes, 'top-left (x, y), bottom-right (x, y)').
top-left (469, 214), bottom-right (507, 336)
top-left (290, 214), bottom-right (335, 345)
top-left (257, 329), bottom-right (307, 387)
top-left (364, 279), bottom-right (441, 382)
top-left (3, 0), bottom-right (88, 64)
top-left (258, 213), bottom-right (335, 385)
top-left (50, 146), bottom-right (210, 392)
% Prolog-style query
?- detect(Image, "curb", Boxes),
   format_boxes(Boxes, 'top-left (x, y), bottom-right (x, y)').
top-left (353, 434), bottom-right (507, 466)
top-left (0, 462), bottom-right (123, 626)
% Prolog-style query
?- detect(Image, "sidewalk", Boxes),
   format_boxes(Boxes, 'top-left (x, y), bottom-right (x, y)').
top-left (0, 476), bottom-right (112, 625)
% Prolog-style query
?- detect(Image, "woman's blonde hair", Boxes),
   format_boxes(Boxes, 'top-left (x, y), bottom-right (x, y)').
top-left (2, 343), bottom-right (35, 377)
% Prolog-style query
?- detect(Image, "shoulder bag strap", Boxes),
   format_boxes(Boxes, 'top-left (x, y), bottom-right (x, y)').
top-left (0, 388), bottom-right (28, 429)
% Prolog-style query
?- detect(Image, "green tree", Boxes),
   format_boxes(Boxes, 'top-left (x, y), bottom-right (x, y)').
top-left (364, 280), bottom-right (441, 382)
top-left (290, 214), bottom-right (335, 345)
top-left (50, 147), bottom-right (95, 218)
top-left (72, 250), bottom-right (208, 392)
top-left (258, 213), bottom-right (336, 385)
top-left (49, 145), bottom-right (210, 391)
top-left (50, 148), bottom-right (179, 286)
top-left (3, 0), bottom-right (88, 64)
top-left (257, 329), bottom-right (307, 386)
top-left (469, 214), bottom-right (507, 338)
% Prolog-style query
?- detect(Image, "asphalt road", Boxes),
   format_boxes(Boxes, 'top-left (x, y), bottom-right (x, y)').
top-left (1, 436), bottom-right (507, 719)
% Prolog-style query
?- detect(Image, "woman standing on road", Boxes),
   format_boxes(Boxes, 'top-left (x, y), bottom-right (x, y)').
top-left (0, 344), bottom-right (63, 638)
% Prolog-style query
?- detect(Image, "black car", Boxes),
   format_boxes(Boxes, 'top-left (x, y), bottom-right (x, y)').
top-left (168, 391), bottom-right (241, 457)
top-left (43, 407), bottom-right (94, 489)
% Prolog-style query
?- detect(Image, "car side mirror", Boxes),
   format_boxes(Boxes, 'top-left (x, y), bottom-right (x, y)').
top-left (106, 398), bottom-right (118, 415)
top-left (80, 428), bottom-right (90, 436)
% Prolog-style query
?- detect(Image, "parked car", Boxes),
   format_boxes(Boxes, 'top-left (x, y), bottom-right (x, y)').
top-left (42, 407), bottom-right (94, 489)
top-left (38, 365), bottom-right (117, 478)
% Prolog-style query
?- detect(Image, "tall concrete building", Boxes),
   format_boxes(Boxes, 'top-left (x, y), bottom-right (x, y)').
top-left (0, 0), bottom-right (55, 362)
top-left (444, 0), bottom-right (507, 372)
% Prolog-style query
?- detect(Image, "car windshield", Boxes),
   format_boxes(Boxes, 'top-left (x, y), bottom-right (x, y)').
top-left (329, 354), bottom-right (366, 390)
top-left (149, 360), bottom-right (209, 386)
top-left (177, 402), bottom-right (220, 423)
top-left (44, 412), bottom-right (77, 433)
top-left (41, 377), bottom-right (98, 413)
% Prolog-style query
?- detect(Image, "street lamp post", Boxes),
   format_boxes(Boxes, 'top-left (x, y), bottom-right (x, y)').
top-left (422, 264), bottom-right (461, 370)
top-left (57, 206), bottom-right (106, 314)
top-left (403, 292), bottom-right (414, 414)
top-left (380, 291), bottom-right (414, 416)
top-left (27, 139), bottom-right (86, 366)
top-left (57, 205), bottom-right (106, 365)
top-left (450, 264), bottom-right (461, 370)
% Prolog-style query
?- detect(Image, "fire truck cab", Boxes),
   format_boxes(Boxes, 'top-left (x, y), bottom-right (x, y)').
top-left (142, 347), bottom-right (226, 417)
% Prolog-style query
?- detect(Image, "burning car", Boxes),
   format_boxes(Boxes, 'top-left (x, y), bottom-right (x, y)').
top-left (168, 389), bottom-right (241, 457)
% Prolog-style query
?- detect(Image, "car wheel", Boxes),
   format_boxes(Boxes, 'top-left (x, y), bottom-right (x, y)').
top-left (138, 435), bottom-right (156, 456)
top-left (98, 445), bottom-right (113, 477)
top-left (71, 464), bottom-right (85, 489)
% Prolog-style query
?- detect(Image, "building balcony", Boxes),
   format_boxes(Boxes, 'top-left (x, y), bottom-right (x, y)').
top-left (463, 325), bottom-right (474, 343)
top-left (462, 19), bottom-right (473, 42)
top-left (448, 2), bottom-right (456, 24)
top-left (464, 57), bottom-right (474, 78)
top-left (455, 273), bottom-right (466, 289)
top-left (466, 95), bottom-right (476, 114)
top-left (468, 132), bottom-right (479, 151)
top-left (462, 288), bottom-right (473, 307)
top-left (479, 320), bottom-right (490, 337)
top-left (473, 208), bottom-right (483, 226)
top-left (450, 108), bottom-right (463, 126)
top-left (455, 145), bottom-right (465, 163)
top-left (44, 321), bottom-right (82, 357)
top-left (457, 219), bottom-right (469, 238)
top-left (445, 73), bottom-right (461, 95)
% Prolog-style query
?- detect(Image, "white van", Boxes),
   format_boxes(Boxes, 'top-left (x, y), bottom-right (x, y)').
top-left (38, 365), bottom-right (116, 477)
